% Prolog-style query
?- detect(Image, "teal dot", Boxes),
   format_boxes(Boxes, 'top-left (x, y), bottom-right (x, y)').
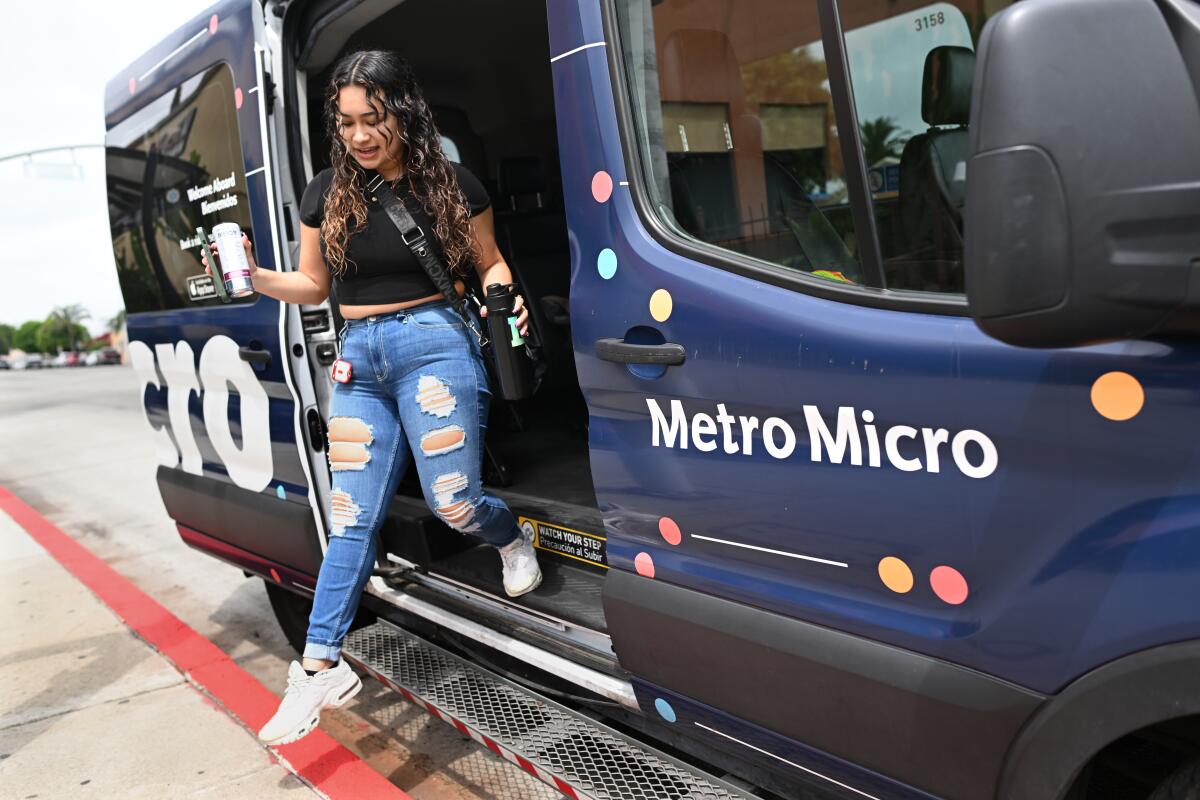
top-left (654, 698), bottom-right (676, 723)
top-left (597, 248), bottom-right (618, 280)
top-left (276, 484), bottom-right (286, 500)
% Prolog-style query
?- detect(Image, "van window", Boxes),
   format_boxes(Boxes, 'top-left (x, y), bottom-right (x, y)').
top-left (615, 0), bottom-right (863, 286)
top-left (106, 63), bottom-right (256, 312)
top-left (840, 0), bottom-right (1011, 294)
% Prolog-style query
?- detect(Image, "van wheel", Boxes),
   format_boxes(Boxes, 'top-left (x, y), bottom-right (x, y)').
top-left (262, 580), bottom-right (375, 657)
top-left (1148, 756), bottom-right (1200, 800)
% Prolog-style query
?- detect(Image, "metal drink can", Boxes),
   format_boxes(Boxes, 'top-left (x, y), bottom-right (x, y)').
top-left (211, 222), bottom-right (255, 298)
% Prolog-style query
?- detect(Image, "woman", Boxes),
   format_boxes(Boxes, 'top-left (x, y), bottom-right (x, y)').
top-left (204, 50), bottom-right (542, 746)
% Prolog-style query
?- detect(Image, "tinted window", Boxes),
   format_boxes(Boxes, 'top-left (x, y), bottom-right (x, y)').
top-left (616, 0), bottom-right (862, 286)
top-left (105, 63), bottom-right (256, 313)
top-left (841, 0), bottom-right (1012, 294)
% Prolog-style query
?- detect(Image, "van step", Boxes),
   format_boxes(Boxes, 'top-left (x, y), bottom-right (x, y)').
top-left (342, 620), bottom-right (756, 800)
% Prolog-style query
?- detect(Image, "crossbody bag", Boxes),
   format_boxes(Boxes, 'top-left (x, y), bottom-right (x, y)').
top-left (366, 170), bottom-right (544, 393)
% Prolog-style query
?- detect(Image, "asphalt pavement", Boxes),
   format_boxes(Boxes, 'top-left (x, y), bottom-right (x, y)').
top-left (0, 365), bottom-right (556, 799)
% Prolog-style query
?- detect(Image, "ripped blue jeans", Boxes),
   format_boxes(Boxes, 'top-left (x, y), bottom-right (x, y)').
top-left (303, 300), bottom-right (522, 662)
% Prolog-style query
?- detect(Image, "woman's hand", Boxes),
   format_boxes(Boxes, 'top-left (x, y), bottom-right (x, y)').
top-left (201, 233), bottom-right (259, 283)
top-left (479, 294), bottom-right (530, 337)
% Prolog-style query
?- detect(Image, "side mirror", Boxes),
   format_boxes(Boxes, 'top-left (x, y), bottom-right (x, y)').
top-left (965, 0), bottom-right (1200, 348)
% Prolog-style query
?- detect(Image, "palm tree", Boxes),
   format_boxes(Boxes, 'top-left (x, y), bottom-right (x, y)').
top-left (860, 116), bottom-right (908, 166)
top-left (108, 309), bottom-right (126, 335)
top-left (47, 304), bottom-right (90, 352)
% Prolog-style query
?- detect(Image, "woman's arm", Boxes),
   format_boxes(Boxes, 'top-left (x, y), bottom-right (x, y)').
top-left (469, 208), bottom-right (529, 336)
top-left (203, 224), bottom-right (331, 305)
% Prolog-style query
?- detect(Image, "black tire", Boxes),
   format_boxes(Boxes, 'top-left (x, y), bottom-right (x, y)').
top-left (262, 579), bottom-right (376, 657)
top-left (1149, 757), bottom-right (1200, 800)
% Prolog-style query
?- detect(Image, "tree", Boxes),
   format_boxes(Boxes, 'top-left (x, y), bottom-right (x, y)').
top-left (0, 323), bottom-right (13, 355)
top-left (44, 304), bottom-right (91, 352)
top-left (13, 321), bottom-right (41, 352)
top-left (108, 309), bottom-right (127, 335)
top-left (860, 116), bottom-right (908, 166)
top-left (36, 321), bottom-right (88, 354)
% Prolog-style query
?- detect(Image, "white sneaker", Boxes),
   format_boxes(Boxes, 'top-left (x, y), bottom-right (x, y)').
top-left (499, 532), bottom-right (542, 597)
top-left (258, 659), bottom-right (362, 746)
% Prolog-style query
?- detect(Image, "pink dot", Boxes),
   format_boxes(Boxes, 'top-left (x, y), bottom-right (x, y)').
top-left (930, 566), bottom-right (969, 605)
top-left (591, 171), bottom-right (613, 203)
top-left (209, 14), bottom-right (219, 34)
top-left (659, 517), bottom-right (682, 546)
top-left (128, 77), bottom-right (136, 95)
top-left (634, 552), bottom-right (655, 579)
top-left (235, 87), bottom-right (244, 109)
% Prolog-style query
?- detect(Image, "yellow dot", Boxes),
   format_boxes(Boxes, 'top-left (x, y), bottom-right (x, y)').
top-left (1091, 371), bottom-right (1144, 421)
top-left (649, 289), bottom-right (673, 322)
top-left (878, 556), bottom-right (914, 594)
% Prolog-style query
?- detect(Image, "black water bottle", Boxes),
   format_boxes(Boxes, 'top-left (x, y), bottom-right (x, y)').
top-left (484, 283), bottom-right (533, 401)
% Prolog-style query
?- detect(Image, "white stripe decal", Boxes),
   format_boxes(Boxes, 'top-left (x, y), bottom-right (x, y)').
top-left (138, 28), bottom-right (207, 81)
top-left (244, 166), bottom-right (266, 178)
top-left (248, 85), bottom-right (259, 94)
top-left (690, 535), bottom-right (849, 568)
top-left (550, 41), bottom-right (606, 63)
top-left (694, 723), bottom-right (881, 800)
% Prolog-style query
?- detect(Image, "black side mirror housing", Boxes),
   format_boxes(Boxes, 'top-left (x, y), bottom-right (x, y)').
top-left (965, 0), bottom-right (1200, 348)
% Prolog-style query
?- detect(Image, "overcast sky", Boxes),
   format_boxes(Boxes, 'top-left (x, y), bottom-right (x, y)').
top-left (0, 0), bottom-right (214, 335)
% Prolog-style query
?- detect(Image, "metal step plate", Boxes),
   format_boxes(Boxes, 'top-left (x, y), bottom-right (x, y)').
top-left (343, 620), bottom-right (756, 800)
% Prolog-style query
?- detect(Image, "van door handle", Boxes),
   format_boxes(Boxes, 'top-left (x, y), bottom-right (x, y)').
top-left (595, 338), bottom-right (686, 366)
top-left (238, 345), bottom-right (272, 366)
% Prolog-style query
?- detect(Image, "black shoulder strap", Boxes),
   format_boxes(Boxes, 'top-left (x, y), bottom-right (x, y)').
top-left (367, 171), bottom-right (485, 343)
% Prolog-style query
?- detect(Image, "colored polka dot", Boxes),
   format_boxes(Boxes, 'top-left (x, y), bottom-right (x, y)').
top-left (235, 87), bottom-right (244, 109)
top-left (649, 289), bottom-right (673, 322)
top-left (208, 14), bottom-right (219, 34)
top-left (930, 566), bottom-right (969, 605)
top-left (276, 484), bottom-right (286, 500)
top-left (634, 552), bottom-right (655, 578)
top-left (1091, 371), bottom-right (1143, 421)
top-left (591, 171), bottom-right (613, 203)
top-left (269, 567), bottom-right (280, 583)
top-left (128, 77), bottom-right (136, 95)
top-left (659, 517), bottom-right (682, 546)
top-left (878, 556), bottom-right (913, 594)
top-left (654, 698), bottom-right (677, 723)
top-left (597, 248), bottom-right (618, 279)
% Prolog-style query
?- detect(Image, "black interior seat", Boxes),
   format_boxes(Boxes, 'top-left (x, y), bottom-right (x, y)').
top-left (897, 46), bottom-right (975, 281)
top-left (493, 156), bottom-right (573, 377)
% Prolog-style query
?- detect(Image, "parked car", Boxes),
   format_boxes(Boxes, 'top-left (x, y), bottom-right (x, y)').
top-left (22, 354), bottom-right (46, 370)
top-left (83, 348), bottom-right (121, 366)
top-left (0, 357), bottom-right (9, 370)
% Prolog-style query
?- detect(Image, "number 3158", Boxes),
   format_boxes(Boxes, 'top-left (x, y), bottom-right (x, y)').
top-left (915, 11), bottom-right (946, 30)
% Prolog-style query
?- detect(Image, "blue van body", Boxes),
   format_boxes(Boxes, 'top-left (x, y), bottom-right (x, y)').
top-left (105, 1), bottom-right (1200, 798)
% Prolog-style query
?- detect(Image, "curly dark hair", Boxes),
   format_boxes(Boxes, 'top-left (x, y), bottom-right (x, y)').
top-left (321, 50), bottom-right (476, 277)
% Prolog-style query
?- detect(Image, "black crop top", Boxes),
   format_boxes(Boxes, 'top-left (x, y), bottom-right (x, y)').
top-left (299, 163), bottom-right (490, 305)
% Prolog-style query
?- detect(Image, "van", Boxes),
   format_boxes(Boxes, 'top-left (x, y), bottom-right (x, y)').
top-left (103, 1), bottom-right (1200, 798)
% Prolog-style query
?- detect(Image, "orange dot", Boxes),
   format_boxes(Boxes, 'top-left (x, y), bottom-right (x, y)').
top-left (659, 517), bottom-right (682, 546)
top-left (235, 87), bottom-right (244, 109)
top-left (1091, 371), bottom-right (1144, 421)
top-left (930, 566), bottom-right (969, 605)
top-left (591, 171), bottom-right (613, 203)
top-left (649, 289), bottom-right (673, 322)
top-left (634, 552), bottom-right (655, 578)
top-left (269, 567), bottom-right (280, 583)
top-left (878, 556), bottom-right (913, 594)
top-left (208, 14), bottom-right (219, 34)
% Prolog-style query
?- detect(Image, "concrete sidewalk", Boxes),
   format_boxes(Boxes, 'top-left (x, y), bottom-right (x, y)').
top-left (0, 509), bottom-right (319, 800)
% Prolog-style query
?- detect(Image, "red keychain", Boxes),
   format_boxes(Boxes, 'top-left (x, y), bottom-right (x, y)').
top-left (331, 358), bottom-right (353, 383)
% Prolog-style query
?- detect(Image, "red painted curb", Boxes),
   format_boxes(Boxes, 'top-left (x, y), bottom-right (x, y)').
top-left (0, 485), bottom-right (413, 800)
